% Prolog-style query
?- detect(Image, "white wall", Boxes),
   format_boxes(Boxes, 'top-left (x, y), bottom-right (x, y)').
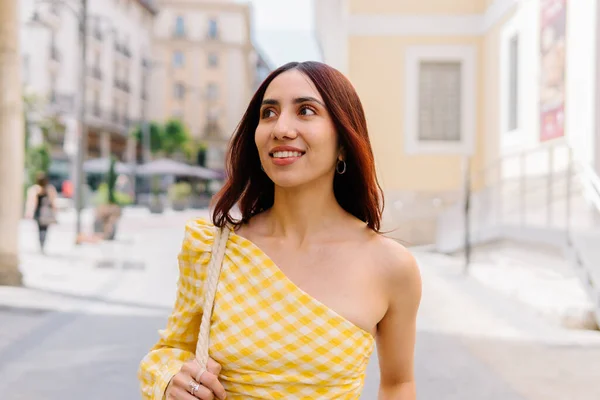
top-left (314, 0), bottom-right (348, 74)
top-left (564, 0), bottom-right (597, 165)
top-left (498, 0), bottom-right (597, 176)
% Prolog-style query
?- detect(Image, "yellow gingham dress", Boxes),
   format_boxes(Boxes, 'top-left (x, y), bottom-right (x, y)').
top-left (138, 218), bottom-right (375, 399)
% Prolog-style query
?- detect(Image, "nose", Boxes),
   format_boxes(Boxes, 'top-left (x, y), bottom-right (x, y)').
top-left (272, 111), bottom-right (298, 140)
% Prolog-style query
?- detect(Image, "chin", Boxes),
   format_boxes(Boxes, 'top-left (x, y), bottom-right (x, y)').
top-left (268, 171), bottom-right (314, 189)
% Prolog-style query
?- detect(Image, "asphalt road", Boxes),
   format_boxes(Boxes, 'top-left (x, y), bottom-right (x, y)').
top-left (1, 305), bottom-right (599, 400)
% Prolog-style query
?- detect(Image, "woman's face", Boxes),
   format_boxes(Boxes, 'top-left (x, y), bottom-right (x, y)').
top-left (255, 69), bottom-right (340, 188)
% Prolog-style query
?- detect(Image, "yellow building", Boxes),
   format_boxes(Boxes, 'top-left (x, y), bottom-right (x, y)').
top-left (316, 0), bottom-right (600, 245)
top-left (151, 0), bottom-right (256, 170)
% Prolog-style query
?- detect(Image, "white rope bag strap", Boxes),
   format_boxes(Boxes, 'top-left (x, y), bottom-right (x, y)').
top-left (195, 225), bottom-right (230, 367)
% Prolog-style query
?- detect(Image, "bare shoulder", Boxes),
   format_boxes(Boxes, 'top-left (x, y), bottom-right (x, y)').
top-left (367, 234), bottom-right (422, 295)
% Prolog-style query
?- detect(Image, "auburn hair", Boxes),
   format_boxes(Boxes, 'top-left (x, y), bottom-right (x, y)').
top-left (211, 61), bottom-right (384, 231)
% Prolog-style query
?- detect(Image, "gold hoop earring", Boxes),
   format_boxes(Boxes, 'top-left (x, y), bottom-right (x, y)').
top-left (336, 159), bottom-right (347, 175)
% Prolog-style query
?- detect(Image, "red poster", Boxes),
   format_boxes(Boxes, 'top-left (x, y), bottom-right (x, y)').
top-left (540, 0), bottom-right (567, 142)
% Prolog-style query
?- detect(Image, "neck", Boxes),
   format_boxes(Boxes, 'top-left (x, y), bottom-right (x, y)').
top-left (266, 174), bottom-right (344, 243)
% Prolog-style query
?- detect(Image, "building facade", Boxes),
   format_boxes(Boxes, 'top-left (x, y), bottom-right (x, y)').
top-left (315, 0), bottom-right (600, 244)
top-left (20, 0), bottom-right (157, 185)
top-left (150, 0), bottom-right (256, 171)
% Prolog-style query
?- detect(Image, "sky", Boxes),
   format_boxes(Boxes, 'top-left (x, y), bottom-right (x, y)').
top-left (236, 0), bottom-right (321, 67)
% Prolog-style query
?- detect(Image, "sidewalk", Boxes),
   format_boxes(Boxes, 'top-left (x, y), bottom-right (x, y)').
top-left (7, 207), bottom-right (209, 315)
top-left (417, 239), bottom-right (598, 332)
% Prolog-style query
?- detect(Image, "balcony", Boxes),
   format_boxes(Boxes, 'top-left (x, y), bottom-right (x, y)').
top-left (49, 92), bottom-right (76, 113)
top-left (172, 29), bottom-right (186, 39)
top-left (113, 79), bottom-right (131, 93)
top-left (89, 66), bottom-right (103, 80)
top-left (114, 42), bottom-right (132, 59)
top-left (92, 104), bottom-right (102, 118)
top-left (107, 110), bottom-right (131, 129)
top-left (50, 46), bottom-right (61, 62)
top-left (93, 28), bottom-right (104, 41)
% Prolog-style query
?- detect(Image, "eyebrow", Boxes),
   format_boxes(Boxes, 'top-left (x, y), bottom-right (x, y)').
top-left (261, 96), bottom-right (325, 107)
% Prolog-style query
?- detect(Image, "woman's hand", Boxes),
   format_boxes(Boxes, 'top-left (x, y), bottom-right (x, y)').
top-left (165, 357), bottom-right (226, 400)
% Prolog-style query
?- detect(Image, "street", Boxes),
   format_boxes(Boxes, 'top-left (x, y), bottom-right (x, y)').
top-left (0, 208), bottom-right (599, 400)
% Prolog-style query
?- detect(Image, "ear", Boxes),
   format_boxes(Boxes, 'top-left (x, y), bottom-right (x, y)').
top-left (338, 147), bottom-right (346, 161)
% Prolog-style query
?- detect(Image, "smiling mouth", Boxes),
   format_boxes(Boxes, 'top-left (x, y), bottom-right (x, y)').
top-left (269, 151), bottom-right (305, 159)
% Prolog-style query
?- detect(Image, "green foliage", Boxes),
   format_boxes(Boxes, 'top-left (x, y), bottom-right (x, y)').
top-left (168, 182), bottom-right (192, 201)
top-left (151, 175), bottom-right (162, 196)
top-left (131, 120), bottom-right (190, 157)
top-left (93, 183), bottom-right (133, 206)
top-left (162, 119), bottom-right (190, 156)
top-left (107, 157), bottom-right (117, 205)
top-left (25, 144), bottom-right (51, 185)
top-left (130, 122), bottom-right (165, 154)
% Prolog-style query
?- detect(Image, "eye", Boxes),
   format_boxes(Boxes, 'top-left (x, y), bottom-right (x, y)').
top-left (261, 108), bottom-right (276, 119)
top-left (299, 106), bottom-right (316, 116)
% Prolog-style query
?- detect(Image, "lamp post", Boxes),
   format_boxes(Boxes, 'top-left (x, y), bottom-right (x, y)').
top-left (31, 0), bottom-right (88, 237)
top-left (75, 0), bottom-right (88, 237)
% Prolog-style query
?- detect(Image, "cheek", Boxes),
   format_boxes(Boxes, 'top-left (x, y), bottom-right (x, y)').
top-left (254, 125), bottom-right (269, 150)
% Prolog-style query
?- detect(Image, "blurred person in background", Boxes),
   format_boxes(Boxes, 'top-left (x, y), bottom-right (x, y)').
top-left (25, 172), bottom-right (58, 254)
top-left (139, 61), bottom-right (422, 400)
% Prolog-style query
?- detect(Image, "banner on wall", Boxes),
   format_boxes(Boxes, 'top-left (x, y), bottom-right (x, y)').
top-left (540, 0), bottom-right (567, 142)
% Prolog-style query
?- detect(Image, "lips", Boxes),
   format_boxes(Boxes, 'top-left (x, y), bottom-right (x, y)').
top-left (268, 147), bottom-right (305, 166)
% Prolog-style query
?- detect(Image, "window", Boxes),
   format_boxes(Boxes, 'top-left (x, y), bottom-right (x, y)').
top-left (175, 16), bottom-right (185, 37)
top-left (404, 45), bottom-right (476, 155)
top-left (508, 34), bottom-right (519, 131)
top-left (206, 83), bottom-right (219, 100)
top-left (93, 90), bottom-right (101, 117)
top-left (208, 18), bottom-right (218, 39)
top-left (418, 62), bottom-right (462, 142)
top-left (208, 52), bottom-right (219, 67)
top-left (173, 51), bottom-right (184, 68)
top-left (50, 3), bottom-right (60, 15)
top-left (174, 83), bottom-right (185, 99)
top-left (207, 106), bottom-right (219, 122)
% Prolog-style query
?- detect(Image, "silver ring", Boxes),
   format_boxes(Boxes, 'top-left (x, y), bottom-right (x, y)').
top-left (189, 380), bottom-right (200, 395)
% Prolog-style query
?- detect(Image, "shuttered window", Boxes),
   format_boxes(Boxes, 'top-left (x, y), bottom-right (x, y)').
top-left (418, 61), bottom-right (462, 142)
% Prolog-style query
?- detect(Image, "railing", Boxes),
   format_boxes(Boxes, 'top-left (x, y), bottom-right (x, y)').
top-left (444, 140), bottom-right (600, 326)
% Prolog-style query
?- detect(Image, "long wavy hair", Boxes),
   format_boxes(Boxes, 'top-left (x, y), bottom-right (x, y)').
top-left (211, 61), bottom-right (384, 231)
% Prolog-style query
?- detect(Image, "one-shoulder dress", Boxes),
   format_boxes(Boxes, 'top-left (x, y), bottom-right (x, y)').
top-left (138, 218), bottom-right (375, 399)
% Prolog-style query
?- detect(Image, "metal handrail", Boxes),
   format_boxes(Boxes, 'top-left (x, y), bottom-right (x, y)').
top-left (577, 161), bottom-right (600, 212)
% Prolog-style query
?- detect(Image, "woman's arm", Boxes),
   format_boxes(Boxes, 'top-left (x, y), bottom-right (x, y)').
top-left (24, 185), bottom-right (39, 219)
top-left (138, 223), bottom-right (209, 399)
top-left (376, 243), bottom-right (422, 400)
top-left (47, 184), bottom-right (58, 211)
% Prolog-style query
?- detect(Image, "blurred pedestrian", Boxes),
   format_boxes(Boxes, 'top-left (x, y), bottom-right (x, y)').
top-left (138, 61), bottom-right (421, 400)
top-left (25, 172), bottom-right (58, 253)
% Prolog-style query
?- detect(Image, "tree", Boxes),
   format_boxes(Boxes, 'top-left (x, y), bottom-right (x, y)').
top-left (162, 118), bottom-right (190, 156)
top-left (130, 122), bottom-right (165, 155)
top-left (25, 144), bottom-right (51, 185)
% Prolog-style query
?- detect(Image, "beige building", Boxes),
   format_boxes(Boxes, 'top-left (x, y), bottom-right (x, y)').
top-left (150, 0), bottom-right (256, 171)
top-left (316, 0), bottom-right (600, 245)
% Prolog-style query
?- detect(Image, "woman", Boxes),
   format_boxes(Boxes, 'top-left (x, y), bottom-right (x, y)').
top-left (139, 62), bottom-right (422, 399)
top-left (25, 172), bottom-right (58, 253)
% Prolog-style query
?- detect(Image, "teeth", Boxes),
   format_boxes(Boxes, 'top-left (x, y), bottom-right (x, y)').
top-left (272, 151), bottom-right (303, 158)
